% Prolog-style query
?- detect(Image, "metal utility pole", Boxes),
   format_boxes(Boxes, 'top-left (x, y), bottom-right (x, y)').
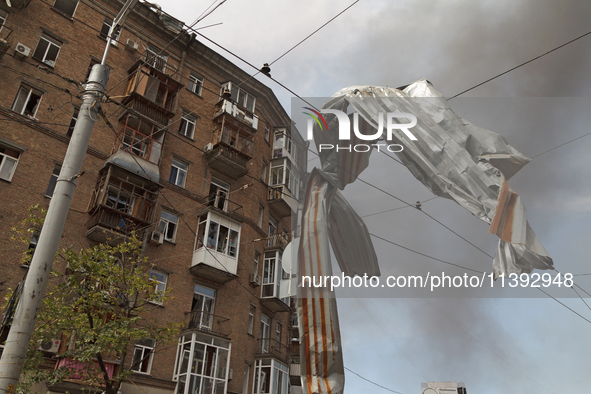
top-left (0, 1), bottom-right (138, 392)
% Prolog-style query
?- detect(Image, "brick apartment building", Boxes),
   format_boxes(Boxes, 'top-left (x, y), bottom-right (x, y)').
top-left (0, 0), bottom-right (306, 393)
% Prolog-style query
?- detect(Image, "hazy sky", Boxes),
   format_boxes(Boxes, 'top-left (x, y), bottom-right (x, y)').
top-left (160, 1), bottom-right (591, 393)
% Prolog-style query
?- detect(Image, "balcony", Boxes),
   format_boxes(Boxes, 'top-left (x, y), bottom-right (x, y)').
top-left (48, 357), bottom-right (119, 393)
top-left (114, 114), bottom-right (163, 166)
top-left (265, 233), bottom-right (289, 251)
top-left (86, 166), bottom-right (159, 244)
top-left (191, 210), bottom-right (241, 284)
top-left (214, 98), bottom-right (258, 130)
top-left (185, 309), bottom-right (231, 338)
top-left (205, 144), bottom-right (249, 180)
top-left (123, 51), bottom-right (182, 126)
top-left (205, 117), bottom-right (254, 180)
top-left (267, 185), bottom-right (298, 217)
top-left (256, 338), bottom-right (289, 363)
top-left (289, 362), bottom-right (301, 385)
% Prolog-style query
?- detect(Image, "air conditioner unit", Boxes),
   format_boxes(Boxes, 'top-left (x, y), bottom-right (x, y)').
top-left (204, 143), bottom-right (214, 153)
top-left (44, 60), bottom-right (55, 68)
top-left (150, 231), bottom-right (164, 245)
top-left (15, 43), bottom-right (31, 58)
top-left (38, 339), bottom-right (60, 353)
top-left (250, 273), bottom-right (261, 286)
top-left (126, 39), bottom-right (138, 51)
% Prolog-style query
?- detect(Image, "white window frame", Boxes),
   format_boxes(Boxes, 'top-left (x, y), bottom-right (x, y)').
top-left (264, 125), bottom-right (270, 143)
top-left (12, 85), bottom-right (43, 118)
top-left (179, 112), bottom-right (196, 139)
top-left (196, 212), bottom-right (240, 258)
top-left (131, 338), bottom-right (155, 374)
top-left (0, 145), bottom-right (21, 182)
top-left (53, 0), bottom-right (79, 17)
top-left (253, 359), bottom-right (288, 394)
top-left (261, 161), bottom-right (267, 183)
top-left (191, 284), bottom-right (216, 329)
top-left (149, 269), bottom-right (167, 302)
top-left (248, 305), bottom-right (255, 335)
top-left (169, 158), bottom-right (188, 187)
top-left (275, 322), bottom-right (282, 343)
top-left (33, 34), bottom-right (62, 66)
top-left (257, 206), bottom-right (264, 228)
top-left (157, 210), bottom-right (178, 242)
top-left (243, 363), bottom-right (251, 394)
top-left (261, 251), bottom-right (281, 299)
top-left (208, 178), bottom-right (229, 212)
top-left (0, 10), bottom-right (7, 32)
top-left (187, 72), bottom-right (203, 96)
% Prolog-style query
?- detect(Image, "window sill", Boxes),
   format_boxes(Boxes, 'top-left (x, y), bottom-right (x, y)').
top-left (177, 132), bottom-right (194, 141)
top-left (147, 301), bottom-right (165, 308)
top-left (50, 7), bottom-right (75, 21)
top-left (132, 370), bottom-right (152, 376)
top-left (164, 239), bottom-right (176, 245)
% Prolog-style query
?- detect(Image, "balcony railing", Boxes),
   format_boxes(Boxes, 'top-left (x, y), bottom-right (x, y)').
top-left (256, 338), bottom-right (289, 362)
top-left (204, 192), bottom-right (244, 220)
top-left (117, 126), bottom-right (162, 165)
top-left (56, 357), bottom-right (118, 381)
top-left (213, 125), bottom-right (253, 158)
top-left (86, 205), bottom-right (151, 239)
top-left (205, 144), bottom-right (249, 180)
top-left (214, 99), bottom-right (258, 130)
top-left (266, 233), bottom-right (289, 250)
top-left (124, 97), bottom-right (171, 126)
top-left (186, 310), bottom-right (231, 338)
top-left (139, 50), bottom-right (179, 77)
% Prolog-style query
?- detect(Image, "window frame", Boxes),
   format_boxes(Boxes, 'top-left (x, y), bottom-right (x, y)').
top-left (187, 72), bottom-right (203, 96)
top-left (66, 107), bottom-right (79, 137)
top-left (169, 158), bottom-right (188, 187)
top-left (178, 112), bottom-right (196, 139)
top-left (208, 178), bottom-right (229, 212)
top-left (0, 145), bottom-right (21, 182)
top-left (247, 305), bottom-right (255, 335)
top-left (53, 0), bottom-right (79, 18)
top-left (32, 34), bottom-right (62, 67)
top-left (12, 85), bottom-right (43, 118)
top-left (157, 210), bottom-right (179, 243)
top-left (131, 338), bottom-right (155, 375)
top-left (220, 82), bottom-right (256, 113)
top-left (149, 269), bottom-right (167, 305)
top-left (99, 18), bottom-right (120, 45)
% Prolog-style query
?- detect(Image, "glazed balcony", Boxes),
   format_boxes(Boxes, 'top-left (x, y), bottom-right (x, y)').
top-left (256, 338), bottom-right (289, 363)
top-left (214, 98), bottom-right (258, 130)
top-left (185, 309), bottom-right (231, 339)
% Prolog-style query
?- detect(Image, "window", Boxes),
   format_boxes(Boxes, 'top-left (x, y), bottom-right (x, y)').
top-left (178, 112), bottom-right (196, 139)
top-left (105, 185), bottom-right (134, 214)
top-left (53, 0), bottom-right (78, 17)
top-left (248, 305), bottom-right (255, 335)
top-left (254, 252), bottom-right (260, 275)
top-left (157, 211), bottom-right (178, 242)
top-left (264, 125), bottom-right (270, 143)
top-left (269, 159), bottom-right (299, 199)
top-left (257, 206), bottom-right (264, 228)
top-left (268, 218), bottom-right (277, 238)
top-left (131, 338), bottom-right (155, 374)
top-left (187, 72), bottom-right (203, 96)
top-left (0, 145), bottom-right (21, 182)
top-left (275, 323), bottom-right (282, 344)
top-left (149, 270), bottom-right (167, 298)
top-left (99, 18), bottom-right (120, 44)
top-left (191, 284), bottom-right (216, 329)
top-left (45, 164), bottom-right (61, 197)
top-left (169, 158), bottom-right (188, 187)
top-left (12, 85), bottom-right (43, 118)
top-left (0, 10), bottom-right (7, 32)
top-left (207, 178), bottom-right (229, 211)
top-left (66, 107), bottom-right (79, 137)
top-left (32, 34), bottom-right (62, 67)
top-left (243, 363), bottom-right (251, 394)
top-left (262, 251), bottom-right (281, 299)
top-left (253, 359), bottom-right (289, 394)
top-left (220, 82), bottom-right (255, 112)
top-left (261, 161), bottom-right (267, 183)
top-left (146, 44), bottom-right (167, 72)
top-left (260, 315), bottom-right (270, 340)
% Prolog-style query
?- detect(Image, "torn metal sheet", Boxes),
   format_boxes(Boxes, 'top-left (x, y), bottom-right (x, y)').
top-left (319, 79), bottom-right (553, 278)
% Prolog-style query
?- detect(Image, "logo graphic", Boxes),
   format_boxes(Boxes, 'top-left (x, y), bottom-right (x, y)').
top-left (302, 107), bottom-right (328, 131)
top-left (304, 107), bottom-right (418, 153)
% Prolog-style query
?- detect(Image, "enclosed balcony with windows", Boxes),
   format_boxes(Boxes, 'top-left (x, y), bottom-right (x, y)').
top-left (214, 81), bottom-right (258, 130)
top-left (272, 128), bottom-right (298, 165)
top-left (260, 251), bottom-right (290, 312)
top-left (86, 165), bottom-right (159, 244)
top-left (122, 51), bottom-right (182, 126)
top-left (191, 210), bottom-right (241, 283)
top-left (205, 117), bottom-right (254, 179)
top-left (267, 158), bottom-right (299, 217)
top-left (252, 359), bottom-right (289, 394)
top-left (173, 332), bottom-right (231, 394)
top-left (112, 113), bottom-right (163, 166)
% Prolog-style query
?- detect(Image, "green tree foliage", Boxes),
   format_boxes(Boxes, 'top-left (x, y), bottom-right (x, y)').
top-left (7, 206), bottom-right (178, 394)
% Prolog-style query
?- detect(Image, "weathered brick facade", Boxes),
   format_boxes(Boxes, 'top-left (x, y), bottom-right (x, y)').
top-left (0, 1), bottom-right (305, 393)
